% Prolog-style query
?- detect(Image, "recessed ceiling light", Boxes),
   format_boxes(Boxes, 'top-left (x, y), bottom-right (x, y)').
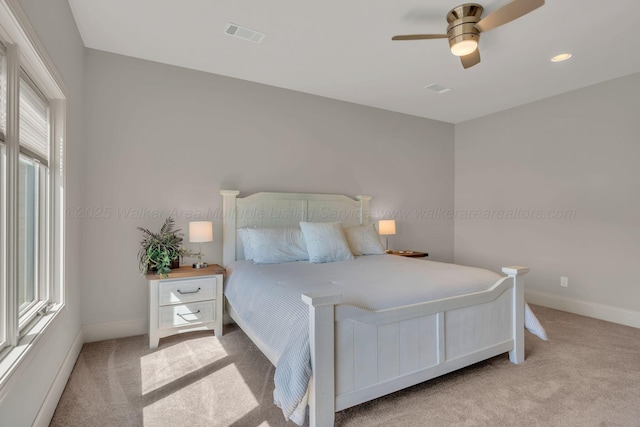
top-left (551, 53), bottom-right (572, 63)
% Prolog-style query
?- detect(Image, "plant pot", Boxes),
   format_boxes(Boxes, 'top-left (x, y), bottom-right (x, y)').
top-left (147, 258), bottom-right (180, 273)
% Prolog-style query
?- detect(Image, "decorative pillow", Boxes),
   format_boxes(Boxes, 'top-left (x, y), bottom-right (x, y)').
top-left (243, 227), bottom-right (308, 264)
top-left (343, 224), bottom-right (386, 255)
top-left (299, 221), bottom-right (355, 263)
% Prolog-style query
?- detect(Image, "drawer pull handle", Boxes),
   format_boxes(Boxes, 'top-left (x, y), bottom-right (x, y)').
top-left (177, 287), bottom-right (201, 295)
top-left (177, 310), bottom-right (201, 319)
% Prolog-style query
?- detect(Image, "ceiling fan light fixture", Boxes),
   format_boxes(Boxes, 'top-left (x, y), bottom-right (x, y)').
top-left (451, 39), bottom-right (478, 56)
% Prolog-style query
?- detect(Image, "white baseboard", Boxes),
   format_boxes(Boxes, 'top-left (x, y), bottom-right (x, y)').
top-left (525, 291), bottom-right (640, 329)
top-left (82, 318), bottom-right (147, 343)
top-left (32, 328), bottom-right (84, 427)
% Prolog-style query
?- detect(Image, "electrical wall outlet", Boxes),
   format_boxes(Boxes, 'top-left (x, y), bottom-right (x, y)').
top-left (560, 276), bottom-right (569, 288)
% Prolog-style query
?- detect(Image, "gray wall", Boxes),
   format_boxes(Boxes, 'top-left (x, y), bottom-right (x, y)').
top-left (81, 49), bottom-right (455, 327)
top-left (0, 0), bottom-right (84, 425)
top-left (455, 72), bottom-right (640, 318)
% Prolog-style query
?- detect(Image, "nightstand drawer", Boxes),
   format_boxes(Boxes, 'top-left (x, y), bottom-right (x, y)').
top-left (159, 301), bottom-right (215, 329)
top-left (159, 277), bottom-right (216, 305)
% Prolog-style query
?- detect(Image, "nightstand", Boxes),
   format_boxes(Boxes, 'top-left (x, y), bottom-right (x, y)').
top-left (390, 251), bottom-right (428, 258)
top-left (146, 264), bottom-right (225, 349)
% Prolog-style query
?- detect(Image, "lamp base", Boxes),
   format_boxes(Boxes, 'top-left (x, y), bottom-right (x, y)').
top-left (192, 262), bottom-right (209, 269)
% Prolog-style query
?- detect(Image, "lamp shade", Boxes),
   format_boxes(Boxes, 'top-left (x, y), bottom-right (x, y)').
top-left (378, 220), bottom-right (396, 236)
top-left (189, 221), bottom-right (213, 243)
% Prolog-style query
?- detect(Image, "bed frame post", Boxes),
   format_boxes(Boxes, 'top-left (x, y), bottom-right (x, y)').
top-left (502, 266), bottom-right (529, 364)
top-left (220, 190), bottom-right (240, 267)
top-left (302, 292), bottom-right (342, 427)
top-left (356, 195), bottom-right (372, 225)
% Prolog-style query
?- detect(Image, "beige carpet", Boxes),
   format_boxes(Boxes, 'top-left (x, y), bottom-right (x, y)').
top-left (51, 306), bottom-right (640, 426)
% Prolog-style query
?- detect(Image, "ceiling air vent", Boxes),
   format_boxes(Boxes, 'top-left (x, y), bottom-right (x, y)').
top-left (424, 83), bottom-right (451, 94)
top-left (225, 23), bottom-right (266, 44)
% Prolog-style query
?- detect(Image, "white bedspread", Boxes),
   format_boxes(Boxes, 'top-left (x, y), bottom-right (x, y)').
top-left (224, 255), bottom-right (546, 424)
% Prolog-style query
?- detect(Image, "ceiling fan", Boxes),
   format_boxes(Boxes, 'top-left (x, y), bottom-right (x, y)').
top-left (392, 0), bottom-right (545, 69)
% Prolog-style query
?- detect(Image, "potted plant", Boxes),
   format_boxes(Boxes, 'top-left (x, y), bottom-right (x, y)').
top-left (138, 217), bottom-right (190, 277)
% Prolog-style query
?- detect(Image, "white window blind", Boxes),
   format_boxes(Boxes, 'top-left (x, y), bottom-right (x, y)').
top-left (19, 73), bottom-right (48, 164)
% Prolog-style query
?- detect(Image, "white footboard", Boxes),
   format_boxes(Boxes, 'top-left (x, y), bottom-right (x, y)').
top-left (302, 266), bottom-right (528, 427)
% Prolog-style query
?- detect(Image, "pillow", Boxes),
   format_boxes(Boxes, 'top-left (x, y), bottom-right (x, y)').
top-left (237, 228), bottom-right (256, 260)
top-left (299, 221), bottom-right (355, 263)
top-left (343, 224), bottom-right (386, 255)
top-left (243, 227), bottom-right (308, 264)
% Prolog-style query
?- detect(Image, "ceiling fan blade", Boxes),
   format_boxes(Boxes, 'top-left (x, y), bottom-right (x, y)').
top-left (475, 0), bottom-right (544, 33)
top-left (460, 49), bottom-right (481, 69)
top-left (392, 34), bottom-right (448, 41)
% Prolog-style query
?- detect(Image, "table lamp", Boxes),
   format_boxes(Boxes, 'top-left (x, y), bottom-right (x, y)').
top-left (378, 220), bottom-right (396, 253)
top-left (189, 221), bottom-right (213, 268)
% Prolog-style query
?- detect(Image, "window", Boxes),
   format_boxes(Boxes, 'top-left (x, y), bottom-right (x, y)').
top-left (0, 0), bottom-right (66, 389)
top-left (18, 155), bottom-right (37, 313)
top-left (0, 143), bottom-right (5, 352)
top-left (17, 73), bottom-right (50, 328)
top-left (0, 42), bottom-right (7, 355)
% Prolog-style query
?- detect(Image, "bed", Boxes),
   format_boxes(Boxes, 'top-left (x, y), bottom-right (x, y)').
top-left (220, 190), bottom-right (539, 426)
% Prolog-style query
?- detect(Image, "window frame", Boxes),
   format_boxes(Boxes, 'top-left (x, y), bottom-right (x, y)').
top-left (0, 142), bottom-right (6, 352)
top-left (16, 68), bottom-right (51, 330)
top-left (0, 0), bottom-right (67, 396)
top-left (17, 153), bottom-right (39, 317)
top-left (0, 42), bottom-right (7, 353)
top-left (17, 153), bottom-right (47, 328)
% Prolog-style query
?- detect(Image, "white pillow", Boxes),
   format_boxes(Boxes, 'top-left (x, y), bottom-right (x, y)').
top-left (299, 221), bottom-right (355, 263)
top-left (237, 228), bottom-right (256, 260)
top-left (343, 224), bottom-right (386, 255)
top-left (243, 227), bottom-right (308, 264)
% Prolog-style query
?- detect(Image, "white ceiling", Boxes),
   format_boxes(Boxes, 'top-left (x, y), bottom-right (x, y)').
top-left (67, 0), bottom-right (640, 124)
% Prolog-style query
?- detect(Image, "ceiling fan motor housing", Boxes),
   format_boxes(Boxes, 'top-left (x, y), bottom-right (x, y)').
top-left (446, 3), bottom-right (483, 55)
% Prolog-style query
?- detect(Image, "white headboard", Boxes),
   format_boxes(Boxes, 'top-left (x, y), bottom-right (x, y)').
top-left (220, 190), bottom-right (372, 267)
